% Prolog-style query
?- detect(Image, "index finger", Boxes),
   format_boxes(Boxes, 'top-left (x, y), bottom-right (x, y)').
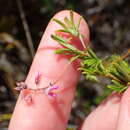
top-left (9, 10), bottom-right (90, 130)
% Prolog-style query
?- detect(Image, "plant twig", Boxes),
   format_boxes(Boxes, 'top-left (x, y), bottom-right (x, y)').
top-left (51, 10), bottom-right (130, 93)
top-left (16, 0), bottom-right (35, 58)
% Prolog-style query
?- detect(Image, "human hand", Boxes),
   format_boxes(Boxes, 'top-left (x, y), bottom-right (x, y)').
top-left (8, 10), bottom-right (130, 130)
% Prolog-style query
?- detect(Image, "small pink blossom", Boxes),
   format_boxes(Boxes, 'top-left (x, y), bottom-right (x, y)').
top-left (21, 89), bottom-right (33, 105)
top-left (35, 72), bottom-right (42, 85)
top-left (45, 86), bottom-right (59, 98)
top-left (14, 72), bottom-right (59, 104)
top-left (23, 94), bottom-right (33, 105)
top-left (15, 82), bottom-right (27, 91)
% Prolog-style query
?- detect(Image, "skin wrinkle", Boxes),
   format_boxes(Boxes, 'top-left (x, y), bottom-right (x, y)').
top-left (47, 84), bottom-right (75, 124)
top-left (37, 45), bottom-right (79, 68)
top-left (35, 44), bottom-right (80, 91)
top-left (36, 30), bottom-right (83, 88)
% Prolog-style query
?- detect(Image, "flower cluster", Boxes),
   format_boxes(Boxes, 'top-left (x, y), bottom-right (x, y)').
top-left (15, 72), bottom-right (59, 105)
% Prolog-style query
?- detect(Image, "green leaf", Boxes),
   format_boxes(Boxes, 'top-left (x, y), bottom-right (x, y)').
top-left (64, 17), bottom-right (72, 28)
top-left (56, 29), bottom-right (70, 33)
top-left (53, 18), bottom-right (68, 30)
top-left (70, 10), bottom-right (76, 29)
top-left (70, 55), bottom-right (80, 62)
top-left (112, 80), bottom-right (123, 87)
top-left (87, 48), bottom-right (98, 59)
top-left (107, 80), bottom-right (128, 92)
top-left (107, 84), bottom-right (127, 92)
top-left (55, 48), bottom-right (71, 54)
top-left (51, 34), bottom-right (77, 51)
top-left (86, 74), bottom-right (98, 82)
top-left (83, 58), bottom-right (97, 66)
top-left (76, 16), bottom-right (82, 30)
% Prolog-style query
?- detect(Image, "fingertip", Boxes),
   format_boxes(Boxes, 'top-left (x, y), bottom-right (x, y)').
top-left (53, 10), bottom-right (90, 44)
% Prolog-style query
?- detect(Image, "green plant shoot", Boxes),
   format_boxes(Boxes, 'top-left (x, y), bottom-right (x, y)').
top-left (51, 10), bottom-right (130, 93)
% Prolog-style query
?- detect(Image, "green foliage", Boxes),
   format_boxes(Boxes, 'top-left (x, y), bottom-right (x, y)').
top-left (51, 34), bottom-right (78, 51)
top-left (0, 113), bottom-right (12, 122)
top-left (51, 10), bottom-right (130, 93)
top-left (79, 47), bottom-right (105, 82)
top-left (107, 80), bottom-right (127, 92)
top-left (52, 10), bottom-right (86, 48)
top-left (66, 128), bottom-right (74, 130)
top-left (106, 55), bottom-right (130, 92)
top-left (94, 88), bottom-right (111, 104)
top-left (53, 10), bottom-right (82, 37)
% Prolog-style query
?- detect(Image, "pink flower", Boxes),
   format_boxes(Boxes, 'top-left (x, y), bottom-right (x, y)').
top-left (14, 73), bottom-right (59, 103)
top-left (35, 72), bottom-right (42, 85)
top-left (21, 89), bottom-right (33, 105)
top-left (15, 82), bottom-right (27, 91)
top-left (23, 94), bottom-right (33, 105)
top-left (45, 86), bottom-right (59, 98)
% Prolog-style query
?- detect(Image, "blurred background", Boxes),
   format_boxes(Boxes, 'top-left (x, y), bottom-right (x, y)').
top-left (0, 0), bottom-right (130, 129)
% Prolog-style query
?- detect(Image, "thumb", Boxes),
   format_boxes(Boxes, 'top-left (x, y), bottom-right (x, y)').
top-left (116, 86), bottom-right (130, 130)
top-left (9, 10), bottom-right (90, 130)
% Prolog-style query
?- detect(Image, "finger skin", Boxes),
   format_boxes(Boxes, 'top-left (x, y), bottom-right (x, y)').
top-left (9, 10), bottom-right (89, 130)
top-left (116, 86), bottom-right (130, 130)
top-left (81, 92), bottom-right (122, 130)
